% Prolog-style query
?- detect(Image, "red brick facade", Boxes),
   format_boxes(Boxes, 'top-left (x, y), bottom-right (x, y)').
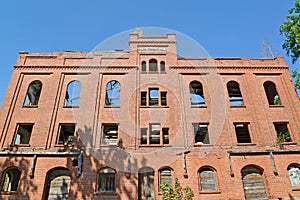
top-left (0, 33), bottom-right (300, 199)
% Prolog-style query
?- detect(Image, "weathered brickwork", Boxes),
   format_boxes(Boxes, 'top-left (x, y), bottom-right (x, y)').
top-left (0, 33), bottom-right (300, 200)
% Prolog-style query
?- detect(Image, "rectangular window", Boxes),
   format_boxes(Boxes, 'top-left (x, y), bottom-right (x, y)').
top-left (141, 92), bottom-right (147, 106)
top-left (141, 128), bottom-right (148, 145)
top-left (102, 125), bottom-right (118, 145)
top-left (150, 124), bottom-right (160, 144)
top-left (57, 124), bottom-right (75, 145)
top-left (14, 124), bottom-right (33, 145)
top-left (149, 88), bottom-right (159, 106)
top-left (193, 124), bottom-right (210, 144)
top-left (235, 123), bottom-right (251, 143)
top-left (161, 92), bottom-right (167, 106)
top-left (141, 124), bottom-right (169, 145)
top-left (274, 122), bottom-right (292, 142)
top-left (163, 128), bottom-right (169, 144)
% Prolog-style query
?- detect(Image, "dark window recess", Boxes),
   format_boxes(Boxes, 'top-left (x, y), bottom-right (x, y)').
top-left (199, 168), bottom-right (217, 191)
top-left (141, 92), bottom-right (147, 106)
top-left (149, 59), bottom-right (158, 72)
top-left (227, 81), bottom-right (244, 106)
top-left (105, 80), bottom-right (121, 106)
top-left (1, 167), bottom-right (21, 192)
top-left (58, 124), bottom-right (75, 145)
top-left (64, 81), bottom-right (81, 107)
top-left (162, 128), bottom-right (169, 144)
top-left (141, 128), bottom-right (147, 145)
top-left (24, 80), bottom-right (42, 106)
top-left (138, 167), bottom-right (155, 200)
top-left (150, 124), bottom-right (160, 144)
top-left (160, 61), bottom-right (165, 72)
top-left (141, 61), bottom-right (146, 72)
top-left (102, 125), bottom-right (118, 145)
top-left (235, 123), bottom-right (251, 143)
top-left (274, 123), bottom-right (292, 142)
top-left (159, 169), bottom-right (172, 191)
top-left (264, 81), bottom-right (281, 105)
top-left (193, 124), bottom-right (210, 144)
top-left (161, 92), bottom-right (167, 106)
top-left (149, 89), bottom-right (159, 106)
top-left (189, 81), bottom-right (206, 106)
top-left (98, 168), bottom-right (116, 192)
top-left (14, 124), bottom-right (33, 145)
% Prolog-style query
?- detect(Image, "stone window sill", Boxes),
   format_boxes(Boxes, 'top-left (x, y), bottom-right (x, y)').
top-left (199, 190), bottom-right (221, 194)
top-left (237, 143), bottom-right (256, 146)
top-left (0, 191), bottom-right (18, 195)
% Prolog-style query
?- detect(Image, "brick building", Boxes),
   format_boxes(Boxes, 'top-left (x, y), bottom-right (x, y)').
top-left (0, 33), bottom-right (300, 200)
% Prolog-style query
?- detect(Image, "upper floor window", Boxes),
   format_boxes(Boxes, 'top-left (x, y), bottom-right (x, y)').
top-left (64, 81), bottom-right (81, 107)
top-left (274, 122), bottom-right (292, 143)
top-left (141, 61), bottom-right (147, 72)
top-left (140, 124), bottom-right (169, 145)
top-left (57, 124), bottom-right (75, 146)
top-left (1, 167), bottom-right (21, 192)
top-left (193, 123), bottom-right (210, 144)
top-left (102, 124), bottom-right (118, 145)
top-left (234, 123), bottom-right (251, 143)
top-left (105, 80), bottom-right (121, 107)
top-left (141, 88), bottom-right (167, 106)
top-left (288, 164), bottom-right (300, 187)
top-left (160, 61), bottom-right (165, 72)
top-left (189, 81), bottom-right (205, 106)
top-left (24, 80), bottom-right (42, 106)
top-left (149, 59), bottom-right (158, 72)
top-left (98, 167), bottom-right (116, 193)
top-left (199, 167), bottom-right (217, 191)
top-left (227, 81), bottom-right (244, 106)
top-left (264, 81), bottom-right (281, 105)
top-left (14, 124), bottom-right (33, 145)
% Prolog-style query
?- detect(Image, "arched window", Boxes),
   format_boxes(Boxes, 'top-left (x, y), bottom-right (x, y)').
top-left (98, 167), bottom-right (116, 192)
top-left (227, 81), bottom-right (244, 106)
top-left (241, 165), bottom-right (268, 200)
top-left (105, 80), bottom-right (120, 106)
top-left (1, 167), bottom-right (21, 192)
top-left (141, 61), bottom-right (146, 72)
top-left (288, 164), bottom-right (300, 187)
top-left (24, 80), bottom-right (42, 106)
top-left (264, 81), bottom-right (281, 105)
top-left (43, 168), bottom-right (71, 199)
top-left (159, 168), bottom-right (172, 190)
top-left (138, 167), bottom-right (155, 200)
top-left (160, 61), bottom-right (165, 72)
top-left (149, 59), bottom-right (158, 72)
top-left (189, 81), bottom-right (205, 106)
top-left (64, 81), bottom-right (81, 107)
top-left (199, 167), bottom-right (217, 191)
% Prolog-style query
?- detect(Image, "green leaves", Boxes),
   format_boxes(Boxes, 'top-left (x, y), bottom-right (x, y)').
top-left (160, 178), bottom-right (194, 200)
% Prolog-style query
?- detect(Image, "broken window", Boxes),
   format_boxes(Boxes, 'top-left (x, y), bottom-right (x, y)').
top-left (141, 89), bottom-right (167, 106)
top-left (14, 124), bottom-right (33, 145)
top-left (288, 165), bottom-right (300, 187)
top-left (149, 88), bottom-right (159, 106)
top-left (24, 80), bottom-right (42, 106)
top-left (264, 81), bottom-right (281, 105)
top-left (98, 167), bottom-right (116, 192)
top-left (1, 167), bottom-right (21, 192)
top-left (64, 80), bottom-right (81, 107)
top-left (105, 80), bottom-right (120, 106)
top-left (193, 123), bottom-right (210, 144)
top-left (160, 61), bottom-right (165, 72)
top-left (150, 123), bottom-right (160, 144)
top-left (149, 59), bottom-right (158, 72)
top-left (138, 167), bottom-right (155, 200)
top-left (159, 168), bottom-right (172, 191)
top-left (140, 124), bottom-right (169, 145)
top-left (102, 125), bottom-right (118, 145)
top-left (189, 81), bottom-right (205, 106)
top-left (242, 165), bottom-right (268, 200)
top-left (235, 123), bottom-right (251, 143)
top-left (274, 123), bottom-right (292, 143)
top-left (57, 124), bottom-right (75, 145)
top-left (141, 61), bottom-right (146, 72)
top-left (199, 168), bottom-right (217, 191)
top-left (227, 81), bottom-right (244, 106)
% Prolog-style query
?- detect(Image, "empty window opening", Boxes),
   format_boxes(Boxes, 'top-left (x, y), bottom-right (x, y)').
top-left (149, 59), bottom-right (158, 72)
top-left (274, 123), bottom-right (291, 143)
top-left (57, 124), bottom-right (75, 145)
top-left (140, 125), bottom-right (169, 145)
top-left (150, 124), bottom-right (160, 144)
top-left (227, 81), bottom-right (244, 106)
top-left (141, 61), bottom-right (146, 72)
top-left (160, 92), bottom-right (167, 106)
top-left (14, 124), bottom-right (33, 145)
top-left (105, 80), bottom-right (121, 106)
top-left (160, 61), bottom-right (165, 72)
top-left (141, 92), bottom-right (147, 106)
top-left (138, 167), bottom-right (155, 200)
top-left (98, 167), bottom-right (116, 192)
top-left (199, 168), bottom-right (217, 191)
top-left (242, 165), bottom-right (268, 200)
top-left (193, 124), bottom-right (210, 144)
top-left (1, 167), bottom-right (21, 192)
top-left (149, 88), bottom-right (159, 106)
top-left (102, 125), bottom-right (118, 145)
top-left (159, 168), bottom-right (172, 191)
top-left (235, 123), bottom-right (251, 143)
top-left (189, 81), bottom-right (205, 106)
top-left (264, 81), bottom-right (281, 105)
top-left (64, 81), bottom-right (81, 107)
top-left (288, 165), bottom-right (300, 187)
top-left (24, 80), bottom-right (42, 106)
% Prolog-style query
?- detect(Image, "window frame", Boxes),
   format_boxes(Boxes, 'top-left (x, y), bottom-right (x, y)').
top-left (263, 81), bottom-right (282, 106)
top-left (97, 167), bottom-right (116, 193)
top-left (273, 122), bottom-right (292, 143)
top-left (105, 80), bottom-right (121, 107)
top-left (140, 124), bottom-right (169, 146)
top-left (140, 88), bottom-right (168, 107)
top-left (234, 123), bottom-right (252, 144)
top-left (193, 123), bottom-right (210, 145)
top-left (13, 123), bottom-right (34, 146)
top-left (288, 164), bottom-right (300, 188)
top-left (0, 167), bottom-right (21, 193)
top-left (189, 80), bottom-right (206, 107)
top-left (227, 80), bottom-right (244, 107)
top-left (198, 167), bottom-right (218, 193)
top-left (102, 124), bottom-right (119, 146)
top-left (159, 167), bottom-right (172, 192)
top-left (56, 123), bottom-right (76, 146)
top-left (64, 80), bottom-right (81, 107)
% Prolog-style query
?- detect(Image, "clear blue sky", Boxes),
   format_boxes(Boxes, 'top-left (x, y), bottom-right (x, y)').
top-left (0, 1), bottom-right (298, 108)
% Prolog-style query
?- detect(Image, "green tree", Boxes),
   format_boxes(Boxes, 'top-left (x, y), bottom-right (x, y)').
top-left (280, 0), bottom-right (300, 64)
top-left (160, 178), bottom-right (194, 200)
